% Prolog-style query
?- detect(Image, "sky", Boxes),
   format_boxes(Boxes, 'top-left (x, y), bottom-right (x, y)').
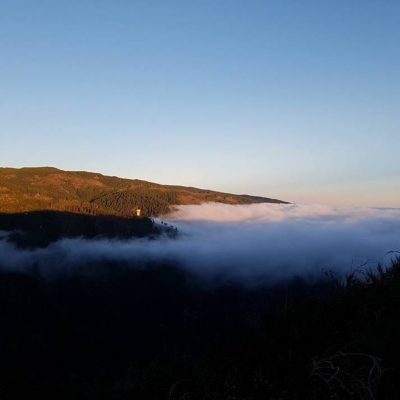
top-left (0, 0), bottom-right (399, 207)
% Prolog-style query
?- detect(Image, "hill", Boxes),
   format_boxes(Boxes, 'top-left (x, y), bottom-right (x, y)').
top-left (0, 167), bottom-right (287, 217)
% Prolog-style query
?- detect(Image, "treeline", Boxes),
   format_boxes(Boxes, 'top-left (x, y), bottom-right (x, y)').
top-left (0, 191), bottom-right (179, 218)
top-left (92, 189), bottom-right (180, 217)
top-left (0, 211), bottom-right (160, 248)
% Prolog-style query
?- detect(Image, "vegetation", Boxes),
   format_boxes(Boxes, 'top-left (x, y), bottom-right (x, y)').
top-left (0, 167), bottom-right (287, 217)
top-left (0, 249), bottom-right (399, 399)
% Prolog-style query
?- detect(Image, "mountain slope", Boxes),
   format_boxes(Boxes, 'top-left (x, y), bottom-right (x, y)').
top-left (0, 167), bottom-right (288, 217)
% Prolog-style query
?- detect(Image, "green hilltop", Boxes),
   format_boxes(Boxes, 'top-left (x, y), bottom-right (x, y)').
top-left (0, 167), bottom-right (287, 217)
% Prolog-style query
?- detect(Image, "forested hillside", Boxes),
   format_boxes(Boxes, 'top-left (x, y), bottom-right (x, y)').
top-left (0, 167), bottom-right (287, 217)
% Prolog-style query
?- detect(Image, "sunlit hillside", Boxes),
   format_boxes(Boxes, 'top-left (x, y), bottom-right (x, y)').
top-left (0, 167), bottom-right (287, 217)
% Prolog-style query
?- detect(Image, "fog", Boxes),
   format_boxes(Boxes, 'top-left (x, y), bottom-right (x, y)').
top-left (0, 203), bottom-right (399, 282)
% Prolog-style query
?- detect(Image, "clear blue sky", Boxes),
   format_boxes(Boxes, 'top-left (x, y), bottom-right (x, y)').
top-left (1, 0), bottom-right (399, 207)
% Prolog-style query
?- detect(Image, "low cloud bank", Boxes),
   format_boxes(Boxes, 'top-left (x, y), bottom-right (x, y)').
top-left (168, 202), bottom-right (400, 223)
top-left (1, 203), bottom-right (400, 282)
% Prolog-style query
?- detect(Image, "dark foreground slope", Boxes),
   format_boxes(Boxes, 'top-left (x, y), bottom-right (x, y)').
top-left (0, 167), bottom-right (287, 217)
top-left (0, 250), bottom-right (399, 400)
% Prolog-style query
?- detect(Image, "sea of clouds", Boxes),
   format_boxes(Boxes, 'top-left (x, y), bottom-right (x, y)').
top-left (1, 203), bottom-right (399, 282)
